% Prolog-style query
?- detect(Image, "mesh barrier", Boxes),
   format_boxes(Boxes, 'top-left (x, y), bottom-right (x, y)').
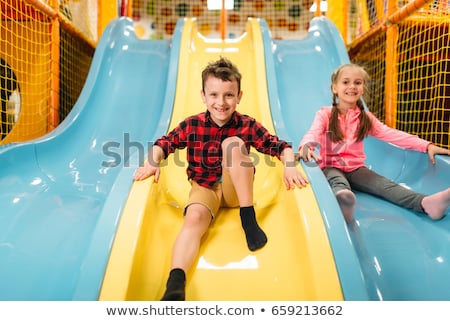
top-left (131, 0), bottom-right (317, 39)
top-left (1, 0), bottom-right (449, 149)
top-left (129, 0), bottom-right (450, 149)
top-left (0, 0), bottom-right (94, 144)
top-left (347, 0), bottom-right (449, 149)
top-left (59, 27), bottom-right (94, 123)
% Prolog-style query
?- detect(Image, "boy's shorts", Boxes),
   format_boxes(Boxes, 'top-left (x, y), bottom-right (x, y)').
top-left (184, 169), bottom-right (239, 219)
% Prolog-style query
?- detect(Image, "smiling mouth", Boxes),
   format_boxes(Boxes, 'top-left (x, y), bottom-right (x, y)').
top-left (214, 107), bottom-right (228, 112)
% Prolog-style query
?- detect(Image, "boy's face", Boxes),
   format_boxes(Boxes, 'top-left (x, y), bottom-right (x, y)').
top-left (201, 75), bottom-right (242, 127)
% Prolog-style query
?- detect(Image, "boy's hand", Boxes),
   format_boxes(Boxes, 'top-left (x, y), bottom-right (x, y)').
top-left (133, 162), bottom-right (160, 182)
top-left (284, 166), bottom-right (308, 190)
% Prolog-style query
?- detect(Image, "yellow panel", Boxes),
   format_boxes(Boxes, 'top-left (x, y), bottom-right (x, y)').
top-left (98, 0), bottom-right (119, 40)
top-left (100, 18), bottom-right (343, 301)
top-left (327, 0), bottom-right (347, 43)
top-left (357, 0), bottom-right (371, 34)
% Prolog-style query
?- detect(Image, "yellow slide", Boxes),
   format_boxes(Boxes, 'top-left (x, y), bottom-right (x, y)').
top-left (99, 18), bottom-right (342, 301)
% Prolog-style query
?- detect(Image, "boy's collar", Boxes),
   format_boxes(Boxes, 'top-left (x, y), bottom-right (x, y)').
top-left (205, 110), bottom-right (239, 127)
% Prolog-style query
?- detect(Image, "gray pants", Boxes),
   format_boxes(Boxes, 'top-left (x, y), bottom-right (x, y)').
top-left (323, 166), bottom-right (426, 213)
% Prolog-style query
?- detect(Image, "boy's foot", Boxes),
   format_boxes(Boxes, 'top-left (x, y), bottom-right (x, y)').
top-left (421, 188), bottom-right (450, 220)
top-left (240, 206), bottom-right (267, 251)
top-left (161, 288), bottom-right (185, 301)
top-left (161, 268), bottom-right (186, 301)
top-left (336, 189), bottom-right (356, 223)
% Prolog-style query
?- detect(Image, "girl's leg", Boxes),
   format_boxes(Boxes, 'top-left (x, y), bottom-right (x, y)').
top-left (323, 167), bottom-right (356, 223)
top-left (347, 167), bottom-right (425, 212)
top-left (347, 167), bottom-right (450, 220)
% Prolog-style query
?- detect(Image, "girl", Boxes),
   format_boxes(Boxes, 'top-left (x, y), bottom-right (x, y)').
top-left (298, 63), bottom-right (450, 223)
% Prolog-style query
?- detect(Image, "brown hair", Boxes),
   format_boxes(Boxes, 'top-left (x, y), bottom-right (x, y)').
top-left (201, 56), bottom-right (242, 93)
top-left (329, 63), bottom-right (372, 142)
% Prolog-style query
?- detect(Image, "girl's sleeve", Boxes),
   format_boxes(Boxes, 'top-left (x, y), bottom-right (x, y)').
top-left (368, 113), bottom-right (430, 152)
top-left (298, 108), bottom-right (328, 150)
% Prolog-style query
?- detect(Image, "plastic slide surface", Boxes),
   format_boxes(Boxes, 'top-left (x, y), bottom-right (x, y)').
top-left (99, 18), bottom-right (345, 301)
top-left (0, 17), bottom-right (177, 300)
top-left (268, 16), bottom-right (450, 301)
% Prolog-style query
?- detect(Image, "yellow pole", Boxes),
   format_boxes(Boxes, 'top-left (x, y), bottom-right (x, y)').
top-left (384, 0), bottom-right (431, 127)
top-left (23, 0), bottom-right (95, 50)
top-left (98, 0), bottom-right (119, 40)
top-left (127, 0), bottom-right (133, 18)
top-left (388, 0), bottom-right (433, 24)
top-left (384, 0), bottom-right (398, 128)
top-left (314, 0), bottom-right (321, 17)
top-left (23, 0), bottom-right (60, 129)
top-left (49, 0), bottom-right (60, 130)
top-left (327, 0), bottom-right (348, 44)
top-left (342, 0), bottom-right (348, 44)
top-left (23, 0), bottom-right (99, 131)
top-left (23, 0), bottom-right (58, 18)
top-left (220, 0), bottom-right (226, 40)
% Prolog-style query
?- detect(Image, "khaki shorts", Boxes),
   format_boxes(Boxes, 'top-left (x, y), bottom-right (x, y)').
top-left (184, 169), bottom-right (239, 218)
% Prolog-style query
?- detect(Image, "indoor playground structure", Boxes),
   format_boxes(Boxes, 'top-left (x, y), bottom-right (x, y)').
top-left (0, 0), bottom-right (449, 301)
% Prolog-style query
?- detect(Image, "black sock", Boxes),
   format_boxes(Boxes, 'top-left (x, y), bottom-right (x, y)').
top-left (239, 206), bottom-right (267, 251)
top-left (161, 268), bottom-right (186, 301)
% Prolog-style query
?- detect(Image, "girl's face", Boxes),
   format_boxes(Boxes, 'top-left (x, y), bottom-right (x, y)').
top-left (332, 67), bottom-right (365, 107)
top-left (201, 75), bottom-right (242, 127)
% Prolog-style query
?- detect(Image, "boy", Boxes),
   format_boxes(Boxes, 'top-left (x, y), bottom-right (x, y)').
top-left (134, 57), bottom-right (308, 300)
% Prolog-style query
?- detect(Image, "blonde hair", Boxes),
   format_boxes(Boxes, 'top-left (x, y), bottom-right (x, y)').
top-left (329, 63), bottom-right (372, 142)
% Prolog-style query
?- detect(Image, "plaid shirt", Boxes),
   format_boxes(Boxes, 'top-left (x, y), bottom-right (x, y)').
top-left (155, 110), bottom-right (292, 188)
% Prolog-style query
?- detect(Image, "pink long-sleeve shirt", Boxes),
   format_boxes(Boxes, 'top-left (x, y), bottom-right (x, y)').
top-left (298, 106), bottom-right (431, 172)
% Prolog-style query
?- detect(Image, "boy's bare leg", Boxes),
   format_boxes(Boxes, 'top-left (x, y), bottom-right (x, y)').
top-left (161, 204), bottom-right (211, 301)
top-left (222, 137), bottom-right (267, 251)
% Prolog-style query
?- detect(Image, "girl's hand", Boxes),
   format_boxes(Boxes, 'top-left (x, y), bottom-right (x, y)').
top-left (298, 144), bottom-right (319, 163)
top-left (427, 144), bottom-right (450, 165)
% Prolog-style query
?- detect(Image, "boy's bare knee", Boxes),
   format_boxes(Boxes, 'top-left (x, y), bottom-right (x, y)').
top-left (184, 203), bottom-right (212, 226)
top-left (222, 136), bottom-right (253, 169)
top-left (221, 136), bottom-right (244, 150)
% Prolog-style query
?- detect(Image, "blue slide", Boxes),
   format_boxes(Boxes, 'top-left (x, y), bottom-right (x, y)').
top-left (1, 14), bottom-right (449, 301)
top-left (264, 16), bottom-right (450, 300)
top-left (0, 17), bottom-right (181, 300)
